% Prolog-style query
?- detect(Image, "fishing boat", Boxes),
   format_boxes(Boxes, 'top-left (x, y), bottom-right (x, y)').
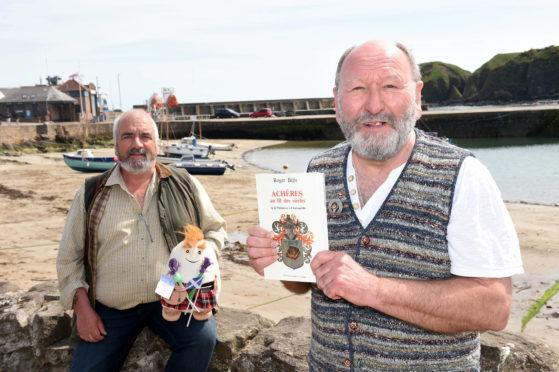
top-left (159, 139), bottom-right (212, 159)
top-left (159, 136), bottom-right (236, 158)
top-left (178, 136), bottom-right (235, 151)
top-left (169, 154), bottom-right (235, 175)
top-left (63, 149), bottom-right (117, 173)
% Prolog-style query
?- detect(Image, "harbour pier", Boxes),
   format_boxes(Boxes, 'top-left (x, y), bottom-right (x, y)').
top-left (1, 104), bottom-right (558, 146)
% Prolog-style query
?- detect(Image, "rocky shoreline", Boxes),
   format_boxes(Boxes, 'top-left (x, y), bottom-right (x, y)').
top-left (1, 270), bottom-right (557, 371)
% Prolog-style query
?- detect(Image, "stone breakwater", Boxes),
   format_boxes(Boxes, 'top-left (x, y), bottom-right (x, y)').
top-left (1, 278), bottom-right (558, 372)
top-left (2, 104), bottom-right (558, 147)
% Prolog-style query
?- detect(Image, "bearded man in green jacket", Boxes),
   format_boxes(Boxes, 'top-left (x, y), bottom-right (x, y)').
top-left (57, 109), bottom-right (226, 372)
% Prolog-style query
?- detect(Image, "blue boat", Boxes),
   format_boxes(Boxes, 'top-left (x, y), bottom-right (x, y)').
top-left (63, 149), bottom-right (117, 173)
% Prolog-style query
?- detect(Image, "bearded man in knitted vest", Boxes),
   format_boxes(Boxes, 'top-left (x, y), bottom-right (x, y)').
top-left (247, 40), bottom-right (523, 371)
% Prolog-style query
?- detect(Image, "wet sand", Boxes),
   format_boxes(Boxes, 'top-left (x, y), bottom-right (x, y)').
top-left (0, 139), bottom-right (557, 352)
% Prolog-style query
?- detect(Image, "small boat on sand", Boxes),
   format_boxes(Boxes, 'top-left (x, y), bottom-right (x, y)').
top-left (168, 154), bottom-right (235, 176)
top-left (159, 139), bottom-right (210, 159)
top-left (178, 136), bottom-right (235, 151)
top-left (63, 149), bottom-right (117, 173)
top-left (159, 136), bottom-right (235, 159)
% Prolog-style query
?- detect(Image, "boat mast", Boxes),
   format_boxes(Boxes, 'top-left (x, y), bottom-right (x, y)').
top-left (161, 87), bottom-right (175, 142)
top-left (77, 75), bottom-right (87, 155)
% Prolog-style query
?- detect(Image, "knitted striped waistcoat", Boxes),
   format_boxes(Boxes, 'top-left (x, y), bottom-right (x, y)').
top-left (307, 130), bottom-right (479, 371)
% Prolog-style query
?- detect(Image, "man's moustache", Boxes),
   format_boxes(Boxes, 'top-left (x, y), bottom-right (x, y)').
top-left (127, 149), bottom-right (147, 156)
top-left (354, 112), bottom-right (395, 123)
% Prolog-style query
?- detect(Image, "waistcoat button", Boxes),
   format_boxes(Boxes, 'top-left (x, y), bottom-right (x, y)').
top-left (344, 359), bottom-right (351, 367)
top-left (349, 321), bottom-right (358, 330)
top-left (362, 236), bottom-right (370, 245)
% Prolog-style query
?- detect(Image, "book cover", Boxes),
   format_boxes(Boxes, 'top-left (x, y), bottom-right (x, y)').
top-left (256, 173), bottom-right (329, 282)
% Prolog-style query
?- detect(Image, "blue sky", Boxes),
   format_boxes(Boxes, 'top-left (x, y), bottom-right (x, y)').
top-left (1, 0), bottom-right (557, 110)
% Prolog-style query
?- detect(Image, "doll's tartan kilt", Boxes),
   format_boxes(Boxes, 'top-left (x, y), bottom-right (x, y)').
top-left (161, 282), bottom-right (217, 311)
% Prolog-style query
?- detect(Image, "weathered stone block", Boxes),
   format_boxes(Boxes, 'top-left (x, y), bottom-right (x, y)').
top-left (210, 308), bottom-right (274, 371)
top-left (30, 301), bottom-right (72, 349)
top-left (231, 316), bottom-right (311, 372)
top-left (481, 331), bottom-right (559, 372)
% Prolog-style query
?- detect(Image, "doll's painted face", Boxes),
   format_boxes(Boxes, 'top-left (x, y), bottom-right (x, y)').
top-left (183, 240), bottom-right (206, 263)
top-left (167, 237), bottom-right (218, 285)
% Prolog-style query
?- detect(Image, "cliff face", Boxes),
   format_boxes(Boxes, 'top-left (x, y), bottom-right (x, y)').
top-left (462, 52), bottom-right (520, 101)
top-left (420, 62), bottom-right (471, 103)
top-left (420, 45), bottom-right (559, 105)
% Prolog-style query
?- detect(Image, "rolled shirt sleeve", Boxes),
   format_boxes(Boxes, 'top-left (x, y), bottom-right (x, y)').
top-left (448, 157), bottom-right (524, 278)
top-left (56, 185), bottom-right (89, 309)
top-left (188, 175), bottom-right (227, 255)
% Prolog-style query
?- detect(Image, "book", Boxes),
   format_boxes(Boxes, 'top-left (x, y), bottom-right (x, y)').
top-left (255, 173), bottom-right (329, 282)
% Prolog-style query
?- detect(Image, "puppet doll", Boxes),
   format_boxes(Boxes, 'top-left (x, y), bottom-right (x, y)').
top-left (159, 225), bottom-right (220, 323)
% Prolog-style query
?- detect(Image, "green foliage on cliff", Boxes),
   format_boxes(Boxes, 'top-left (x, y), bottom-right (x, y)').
top-left (420, 45), bottom-right (559, 105)
top-left (420, 62), bottom-right (471, 103)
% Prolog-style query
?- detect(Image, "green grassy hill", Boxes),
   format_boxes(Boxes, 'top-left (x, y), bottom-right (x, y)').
top-left (420, 62), bottom-right (471, 103)
top-left (420, 46), bottom-right (559, 105)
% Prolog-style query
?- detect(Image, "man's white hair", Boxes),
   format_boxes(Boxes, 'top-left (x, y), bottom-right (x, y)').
top-left (112, 109), bottom-right (160, 145)
top-left (334, 41), bottom-right (422, 88)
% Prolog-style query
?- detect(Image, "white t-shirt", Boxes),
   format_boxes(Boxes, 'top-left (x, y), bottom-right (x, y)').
top-left (346, 151), bottom-right (524, 278)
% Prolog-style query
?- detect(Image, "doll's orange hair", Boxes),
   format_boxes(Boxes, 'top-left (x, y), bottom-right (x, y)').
top-left (182, 225), bottom-right (206, 250)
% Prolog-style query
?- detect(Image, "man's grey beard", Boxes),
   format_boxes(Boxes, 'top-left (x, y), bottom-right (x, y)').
top-left (117, 148), bottom-right (155, 174)
top-left (338, 99), bottom-right (417, 161)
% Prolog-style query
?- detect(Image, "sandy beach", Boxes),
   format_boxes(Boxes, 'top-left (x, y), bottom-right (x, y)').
top-left (0, 139), bottom-right (557, 353)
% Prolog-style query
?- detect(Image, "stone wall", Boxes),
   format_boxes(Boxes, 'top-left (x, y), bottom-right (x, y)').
top-left (135, 97), bottom-right (335, 116)
top-left (0, 122), bottom-right (113, 147)
top-left (418, 107), bottom-right (559, 138)
top-left (1, 281), bottom-right (557, 372)
top-left (166, 108), bottom-right (559, 140)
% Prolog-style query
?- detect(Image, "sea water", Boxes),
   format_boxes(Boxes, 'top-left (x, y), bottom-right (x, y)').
top-left (244, 138), bottom-right (559, 205)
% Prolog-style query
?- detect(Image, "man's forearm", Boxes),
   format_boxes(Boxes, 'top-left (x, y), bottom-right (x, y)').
top-left (73, 287), bottom-right (92, 312)
top-left (312, 251), bottom-right (512, 334)
top-left (369, 276), bottom-right (512, 333)
top-left (72, 287), bottom-right (107, 341)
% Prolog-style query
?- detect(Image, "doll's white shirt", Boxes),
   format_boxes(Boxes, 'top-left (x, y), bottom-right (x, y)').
top-left (346, 151), bottom-right (523, 278)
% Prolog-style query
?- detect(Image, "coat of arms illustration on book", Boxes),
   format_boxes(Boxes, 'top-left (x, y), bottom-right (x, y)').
top-left (256, 173), bottom-right (329, 282)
